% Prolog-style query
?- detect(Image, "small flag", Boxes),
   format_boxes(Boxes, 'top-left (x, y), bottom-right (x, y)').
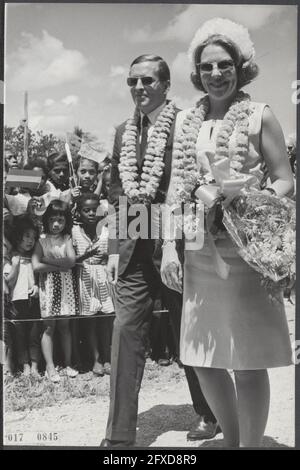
top-left (78, 141), bottom-right (107, 163)
top-left (65, 143), bottom-right (78, 188)
top-left (6, 169), bottom-right (43, 189)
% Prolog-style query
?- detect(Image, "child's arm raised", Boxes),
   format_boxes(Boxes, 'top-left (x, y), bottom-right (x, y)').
top-left (93, 173), bottom-right (103, 196)
top-left (32, 241), bottom-right (69, 273)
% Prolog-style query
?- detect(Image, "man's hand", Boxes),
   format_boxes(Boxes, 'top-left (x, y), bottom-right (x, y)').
top-left (160, 241), bottom-right (183, 293)
top-left (106, 255), bottom-right (119, 285)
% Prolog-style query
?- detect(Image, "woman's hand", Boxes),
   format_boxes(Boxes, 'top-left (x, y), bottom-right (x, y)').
top-left (161, 241), bottom-right (183, 293)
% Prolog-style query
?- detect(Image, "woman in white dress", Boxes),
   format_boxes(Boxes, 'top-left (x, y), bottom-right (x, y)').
top-left (161, 18), bottom-right (294, 447)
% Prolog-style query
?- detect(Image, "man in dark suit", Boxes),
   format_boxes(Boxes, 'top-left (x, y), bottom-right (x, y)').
top-left (100, 55), bottom-right (217, 447)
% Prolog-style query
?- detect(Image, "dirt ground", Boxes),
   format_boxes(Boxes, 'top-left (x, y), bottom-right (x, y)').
top-left (4, 301), bottom-right (295, 448)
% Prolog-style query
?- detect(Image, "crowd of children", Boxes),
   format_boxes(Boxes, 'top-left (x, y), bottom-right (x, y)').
top-left (3, 146), bottom-right (115, 382)
top-left (3, 145), bottom-right (175, 382)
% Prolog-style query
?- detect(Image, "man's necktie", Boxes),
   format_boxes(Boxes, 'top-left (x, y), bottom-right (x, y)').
top-left (139, 114), bottom-right (150, 164)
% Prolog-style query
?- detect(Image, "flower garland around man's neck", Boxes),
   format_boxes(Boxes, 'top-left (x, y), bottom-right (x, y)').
top-left (118, 101), bottom-right (177, 205)
top-left (171, 91), bottom-right (251, 205)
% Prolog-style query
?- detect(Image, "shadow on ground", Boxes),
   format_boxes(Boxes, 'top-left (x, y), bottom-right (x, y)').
top-left (136, 404), bottom-right (292, 448)
top-left (198, 436), bottom-right (291, 449)
top-left (261, 436), bottom-right (291, 448)
top-left (136, 404), bottom-right (196, 447)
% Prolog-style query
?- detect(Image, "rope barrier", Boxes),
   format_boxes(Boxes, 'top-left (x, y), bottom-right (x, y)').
top-left (3, 310), bottom-right (170, 323)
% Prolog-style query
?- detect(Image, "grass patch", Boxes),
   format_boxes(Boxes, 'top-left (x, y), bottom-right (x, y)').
top-left (5, 360), bottom-right (185, 413)
top-left (4, 370), bottom-right (110, 412)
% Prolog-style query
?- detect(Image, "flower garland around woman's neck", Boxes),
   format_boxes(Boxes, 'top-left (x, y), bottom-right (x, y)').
top-left (118, 101), bottom-right (177, 205)
top-left (171, 91), bottom-right (251, 205)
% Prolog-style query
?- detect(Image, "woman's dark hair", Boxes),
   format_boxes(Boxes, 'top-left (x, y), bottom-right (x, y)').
top-left (11, 214), bottom-right (39, 249)
top-left (190, 35), bottom-right (259, 92)
top-left (42, 199), bottom-right (73, 235)
top-left (76, 193), bottom-right (100, 213)
top-left (130, 54), bottom-right (170, 83)
top-left (74, 156), bottom-right (99, 173)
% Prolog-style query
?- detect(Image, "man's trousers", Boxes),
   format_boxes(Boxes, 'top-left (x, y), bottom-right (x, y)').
top-left (105, 258), bottom-right (215, 442)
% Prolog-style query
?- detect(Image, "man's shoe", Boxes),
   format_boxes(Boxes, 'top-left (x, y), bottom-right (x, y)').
top-left (100, 439), bottom-right (133, 447)
top-left (187, 419), bottom-right (221, 441)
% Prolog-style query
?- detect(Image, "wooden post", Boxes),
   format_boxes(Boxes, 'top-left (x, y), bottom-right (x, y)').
top-left (22, 91), bottom-right (29, 166)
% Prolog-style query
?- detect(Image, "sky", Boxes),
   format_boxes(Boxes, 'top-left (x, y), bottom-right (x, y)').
top-left (4, 2), bottom-right (298, 149)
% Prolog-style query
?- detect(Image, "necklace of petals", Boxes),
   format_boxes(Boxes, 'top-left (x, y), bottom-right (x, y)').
top-left (171, 91), bottom-right (251, 204)
top-left (119, 101), bottom-right (177, 204)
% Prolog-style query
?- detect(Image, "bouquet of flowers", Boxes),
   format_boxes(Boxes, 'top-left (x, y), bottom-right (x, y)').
top-left (222, 189), bottom-right (296, 287)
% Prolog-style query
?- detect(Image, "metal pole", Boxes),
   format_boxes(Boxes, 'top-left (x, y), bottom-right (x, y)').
top-left (23, 90), bottom-right (28, 165)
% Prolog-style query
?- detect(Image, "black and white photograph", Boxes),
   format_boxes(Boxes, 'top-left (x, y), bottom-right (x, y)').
top-left (2, 1), bottom-right (298, 449)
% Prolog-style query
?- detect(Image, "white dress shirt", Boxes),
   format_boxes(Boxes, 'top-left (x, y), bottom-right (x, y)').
top-left (140, 101), bottom-right (167, 142)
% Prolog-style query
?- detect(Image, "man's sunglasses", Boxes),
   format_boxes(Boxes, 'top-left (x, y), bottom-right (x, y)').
top-left (197, 60), bottom-right (235, 74)
top-left (127, 76), bottom-right (155, 87)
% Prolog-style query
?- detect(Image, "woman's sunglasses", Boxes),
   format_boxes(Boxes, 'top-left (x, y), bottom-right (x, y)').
top-left (197, 60), bottom-right (235, 74)
top-left (127, 76), bottom-right (155, 87)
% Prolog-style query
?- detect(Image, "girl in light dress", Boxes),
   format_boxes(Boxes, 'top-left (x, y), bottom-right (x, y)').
top-left (72, 193), bottom-right (114, 375)
top-left (69, 157), bottom-right (104, 369)
top-left (32, 200), bottom-right (79, 382)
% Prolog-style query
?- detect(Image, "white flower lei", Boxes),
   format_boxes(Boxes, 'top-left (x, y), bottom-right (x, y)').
top-left (171, 90), bottom-right (251, 204)
top-left (118, 101), bottom-right (177, 204)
